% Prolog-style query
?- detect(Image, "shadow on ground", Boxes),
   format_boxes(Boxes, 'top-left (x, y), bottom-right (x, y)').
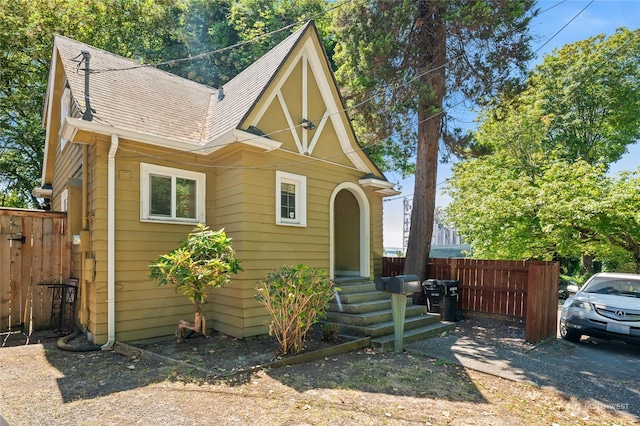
top-left (1, 326), bottom-right (488, 407)
top-left (405, 317), bottom-right (640, 419)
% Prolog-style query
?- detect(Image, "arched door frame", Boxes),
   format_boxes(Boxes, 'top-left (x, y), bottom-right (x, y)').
top-left (329, 182), bottom-right (370, 278)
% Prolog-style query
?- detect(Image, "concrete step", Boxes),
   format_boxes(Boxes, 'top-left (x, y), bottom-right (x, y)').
top-left (326, 278), bottom-right (453, 352)
top-left (371, 321), bottom-right (456, 353)
top-left (328, 313), bottom-right (442, 339)
top-left (325, 304), bottom-right (427, 326)
top-left (327, 298), bottom-right (392, 314)
top-left (334, 290), bottom-right (390, 305)
top-left (334, 281), bottom-right (377, 294)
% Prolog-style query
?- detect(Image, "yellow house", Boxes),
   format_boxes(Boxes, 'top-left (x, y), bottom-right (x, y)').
top-left (36, 22), bottom-right (399, 345)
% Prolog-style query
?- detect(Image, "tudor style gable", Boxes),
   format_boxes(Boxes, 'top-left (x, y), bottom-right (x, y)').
top-left (238, 25), bottom-right (375, 174)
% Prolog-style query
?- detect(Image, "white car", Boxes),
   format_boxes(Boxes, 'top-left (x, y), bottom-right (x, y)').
top-left (560, 272), bottom-right (640, 344)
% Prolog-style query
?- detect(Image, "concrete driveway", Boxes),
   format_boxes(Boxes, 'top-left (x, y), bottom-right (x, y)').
top-left (405, 316), bottom-right (640, 419)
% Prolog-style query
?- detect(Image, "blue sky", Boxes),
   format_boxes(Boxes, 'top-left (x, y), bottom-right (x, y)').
top-left (383, 0), bottom-right (640, 249)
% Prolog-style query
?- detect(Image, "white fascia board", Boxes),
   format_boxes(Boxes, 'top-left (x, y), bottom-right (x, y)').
top-left (375, 188), bottom-right (402, 196)
top-left (358, 177), bottom-right (401, 196)
top-left (32, 187), bottom-right (53, 198)
top-left (64, 117), bottom-right (283, 155)
top-left (232, 129), bottom-right (282, 152)
top-left (41, 41), bottom-right (60, 184)
top-left (64, 116), bottom-right (205, 151)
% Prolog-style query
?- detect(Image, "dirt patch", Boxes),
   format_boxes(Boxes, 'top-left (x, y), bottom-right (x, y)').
top-left (0, 325), bottom-right (636, 425)
top-left (128, 325), bottom-right (348, 376)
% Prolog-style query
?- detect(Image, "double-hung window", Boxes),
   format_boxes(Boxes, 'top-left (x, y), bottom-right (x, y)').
top-left (140, 163), bottom-right (205, 224)
top-left (275, 171), bottom-right (306, 226)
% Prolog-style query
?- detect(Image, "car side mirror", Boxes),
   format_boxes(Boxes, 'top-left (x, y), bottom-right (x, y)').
top-left (567, 284), bottom-right (580, 293)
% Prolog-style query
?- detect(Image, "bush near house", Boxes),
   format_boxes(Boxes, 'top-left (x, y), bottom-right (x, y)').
top-left (149, 224), bottom-right (242, 342)
top-left (256, 264), bottom-right (336, 355)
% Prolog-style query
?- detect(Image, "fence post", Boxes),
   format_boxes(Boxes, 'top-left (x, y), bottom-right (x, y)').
top-left (525, 264), bottom-right (559, 343)
top-left (449, 258), bottom-right (457, 280)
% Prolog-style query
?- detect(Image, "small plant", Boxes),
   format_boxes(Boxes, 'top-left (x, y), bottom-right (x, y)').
top-left (320, 323), bottom-right (339, 342)
top-left (149, 224), bottom-right (242, 342)
top-left (256, 264), bottom-right (336, 355)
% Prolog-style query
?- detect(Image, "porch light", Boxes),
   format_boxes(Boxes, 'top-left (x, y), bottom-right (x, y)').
top-left (301, 119), bottom-right (316, 130)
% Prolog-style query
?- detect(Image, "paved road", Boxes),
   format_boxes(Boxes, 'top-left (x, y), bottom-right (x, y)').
top-left (406, 320), bottom-right (640, 420)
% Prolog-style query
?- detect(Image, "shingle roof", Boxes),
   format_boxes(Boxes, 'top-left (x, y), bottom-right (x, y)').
top-left (53, 22), bottom-right (312, 147)
top-left (208, 23), bottom-right (309, 142)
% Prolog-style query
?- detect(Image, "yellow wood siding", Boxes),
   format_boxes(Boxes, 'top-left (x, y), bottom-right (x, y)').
top-left (63, 133), bottom-right (383, 343)
top-left (207, 147), bottom-right (384, 337)
top-left (44, 25), bottom-right (389, 342)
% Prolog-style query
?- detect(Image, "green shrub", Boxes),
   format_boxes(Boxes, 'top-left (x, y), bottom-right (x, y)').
top-left (149, 224), bottom-right (242, 342)
top-left (256, 264), bottom-right (336, 355)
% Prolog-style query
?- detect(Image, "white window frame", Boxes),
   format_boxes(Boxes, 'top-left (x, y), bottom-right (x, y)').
top-left (140, 163), bottom-right (206, 224)
top-left (275, 171), bottom-right (307, 227)
top-left (60, 87), bottom-right (71, 151)
top-left (60, 188), bottom-right (69, 212)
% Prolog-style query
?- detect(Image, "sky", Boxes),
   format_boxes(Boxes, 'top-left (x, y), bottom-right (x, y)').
top-left (382, 0), bottom-right (640, 250)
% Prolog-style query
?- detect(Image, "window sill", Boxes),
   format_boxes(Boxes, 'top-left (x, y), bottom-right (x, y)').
top-left (140, 218), bottom-right (201, 226)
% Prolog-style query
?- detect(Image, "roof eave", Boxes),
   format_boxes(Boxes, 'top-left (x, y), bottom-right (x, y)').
top-left (358, 177), bottom-right (401, 196)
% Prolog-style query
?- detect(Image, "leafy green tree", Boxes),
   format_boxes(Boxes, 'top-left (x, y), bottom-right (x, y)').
top-left (149, 224), bottom-right (242, 342)
top-left (166, 0), bottom-right (332, 87)
top-left (473, 28), bottom-right (640, 167)
top-left (0, 0), bottom-right (185, 208)
top-left (445, 29), bottom-right (640, 273)
top-left (1, 0), bottom-right (333, 208)
top-left (332, 0), bottom-right (537, 278)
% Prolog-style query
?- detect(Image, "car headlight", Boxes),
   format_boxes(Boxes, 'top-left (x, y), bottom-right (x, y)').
top-left (569, 299), bottom-right (593, 311)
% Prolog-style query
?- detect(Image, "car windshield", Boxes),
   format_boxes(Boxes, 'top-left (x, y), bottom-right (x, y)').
top-left (583, 278), bottom-right (640, 298)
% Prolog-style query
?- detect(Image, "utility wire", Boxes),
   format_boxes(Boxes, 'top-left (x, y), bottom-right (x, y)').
top-left (83, 0), bottom-right (353, 74)
top-left (534, 0), bottom-right (594, 54)
top-left (73, 1), bottom-right (597, 175)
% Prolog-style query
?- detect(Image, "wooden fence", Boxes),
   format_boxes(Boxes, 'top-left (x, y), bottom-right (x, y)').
top-left (381, 257), bottom-right (559, 343)
top-left (0, 208), bottom-right (71, 336)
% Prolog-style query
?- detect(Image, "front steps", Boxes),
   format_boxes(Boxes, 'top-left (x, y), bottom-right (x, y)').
top-left (326, 277), bottom-right (455, 353)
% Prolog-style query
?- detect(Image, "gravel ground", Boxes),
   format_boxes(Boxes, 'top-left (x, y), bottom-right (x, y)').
top-left (0, 323), bottom-right (637, 425)
top-left (406, 316), bottom-right (640, 420)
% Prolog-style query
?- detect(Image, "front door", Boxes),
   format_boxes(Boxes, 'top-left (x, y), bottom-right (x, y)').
top-left (334, 190), bottom-right (360, 276)
top-left (330, 183), bottom-right (370, 278)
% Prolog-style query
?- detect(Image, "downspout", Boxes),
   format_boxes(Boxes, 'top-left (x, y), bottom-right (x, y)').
top-left (80, 145), bottom-right (89, 328)
top-left (101, 133), bottom-right (118, 350)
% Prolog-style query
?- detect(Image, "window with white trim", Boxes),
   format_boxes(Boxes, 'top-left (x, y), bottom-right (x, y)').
top-left (140, 163), bottom-right (205, 224)
top-left (60, 87), bottom-right (71, 151)
top-left (276, 171), bottom-right (306, 226)
top-left (60, 189), bottom-right (69, 212)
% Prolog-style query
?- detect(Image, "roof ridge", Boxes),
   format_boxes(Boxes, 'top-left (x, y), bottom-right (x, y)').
top-left (206, 21), bottom-right (315, 144)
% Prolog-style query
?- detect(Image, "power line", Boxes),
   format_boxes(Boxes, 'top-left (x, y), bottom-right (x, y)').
top-left (85, 0), bottom-right (354, 75)
top-left (538, 0), bottom-right (567, 15)
top-left (76, 1), bottom-right (595, 176)
top-left (534, 0), bottom-right (594, 55)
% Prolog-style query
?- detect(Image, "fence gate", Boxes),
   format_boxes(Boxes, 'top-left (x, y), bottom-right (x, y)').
top-left (0, 209), bottom-right (70, 336)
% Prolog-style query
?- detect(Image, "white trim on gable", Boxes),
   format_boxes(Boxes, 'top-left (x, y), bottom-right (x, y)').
top-left (307, 109), bottom-right (329, 154)
top-left (41, 40), bottom-right (60, 185)
top-left (250, 36), bottom-right (373, 174)
top-left (301, 38), bottom-right (372, 173)
top-left (276, 91), bottom-right (303, 153)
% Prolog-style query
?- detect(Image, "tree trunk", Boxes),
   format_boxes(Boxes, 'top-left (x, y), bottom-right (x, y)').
top-left (403, 1), bottom-right (447, 280)
top-left (581, 254), bottom-right (594, 274)
top-left (175, 301), bottom-right (208, 343)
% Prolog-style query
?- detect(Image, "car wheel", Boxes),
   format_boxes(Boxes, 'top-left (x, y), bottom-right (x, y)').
top-left (560, 323), bottom-right (581, 342)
